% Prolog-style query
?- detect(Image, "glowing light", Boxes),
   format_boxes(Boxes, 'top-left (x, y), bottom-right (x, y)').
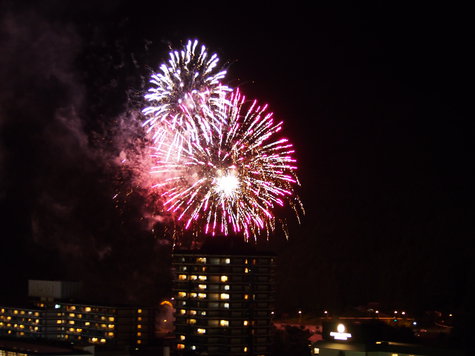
top-left (330, 323), bottom-right (352, 341)
top-left (214, 172), bottom-right (239, 197)
top-left (160, 300), bottom-right (173, 308)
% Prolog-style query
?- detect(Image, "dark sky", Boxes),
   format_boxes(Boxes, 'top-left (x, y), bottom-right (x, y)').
top-left (0, 1), bottom-right (473, 314)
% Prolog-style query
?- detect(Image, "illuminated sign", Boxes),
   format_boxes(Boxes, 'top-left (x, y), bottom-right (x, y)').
top-left (330, 323), bottom-right (352, 341)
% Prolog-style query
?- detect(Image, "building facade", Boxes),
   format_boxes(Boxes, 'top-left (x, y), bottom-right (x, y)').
top-left (1, 285), bottom-right (153, 348)
top-left (172, 243), bottom-right (276, 356)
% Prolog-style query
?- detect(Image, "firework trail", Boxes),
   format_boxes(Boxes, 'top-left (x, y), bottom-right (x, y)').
top-left (150, 90), bottom-right (302, 240)
top-left (142, 40), bottom-right (230, 160)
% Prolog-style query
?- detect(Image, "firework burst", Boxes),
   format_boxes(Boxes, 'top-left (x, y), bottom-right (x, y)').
top-left (150, 90), bottom-right (302, 240)
top-left (142, 40), bottom-right (230, 159)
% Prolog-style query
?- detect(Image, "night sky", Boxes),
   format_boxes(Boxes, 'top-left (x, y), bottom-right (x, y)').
top-left (0, 1), bottom-right (473, 316)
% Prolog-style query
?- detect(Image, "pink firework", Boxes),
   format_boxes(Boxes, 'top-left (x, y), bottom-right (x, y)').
top-left (149, 90), bottom-right (302, 240)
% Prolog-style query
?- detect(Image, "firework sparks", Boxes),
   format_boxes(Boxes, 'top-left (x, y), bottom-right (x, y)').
top-left (142, 40), bottom-right (230, 159)
top-left (149, 90), bottom-right (302, 240)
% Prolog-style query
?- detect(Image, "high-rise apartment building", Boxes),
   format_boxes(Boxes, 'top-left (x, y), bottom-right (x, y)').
top-left (172, 239), bottom-right (276, 355)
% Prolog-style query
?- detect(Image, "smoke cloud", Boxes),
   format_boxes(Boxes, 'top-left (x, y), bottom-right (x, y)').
top-left (0, 2), bottom-right (171, 305)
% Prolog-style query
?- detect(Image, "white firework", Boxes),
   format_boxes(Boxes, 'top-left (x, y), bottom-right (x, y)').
top-left (142, 40), bottom-right (231, 159)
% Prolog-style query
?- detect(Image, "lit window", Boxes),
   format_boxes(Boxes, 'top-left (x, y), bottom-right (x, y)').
top-left (198, 293), bottom-right (206, 299)
top-left (201, 311), bottom-right (207, 316)
top-left (178, 274), bottom-right (187, 280)
top-left (137, 332), bottom-right (142, 337)
top-left (100, 338), bottom-right (106, 343)
top-left (191, 345), bottom-right (196, 350)
top-left (219, 320), bottom-right (229, 327)
top-left (224, 285), bottom-right (230, 290)
top-left (188, 319), bottom-right (196, 325)
top-left (179, 309), bottom-right (186, 315)
top-left (56, 320), bottom-right (62, 324)
top-left (220, 275), bottom-right (228, 282)
top-left (225, 258), bottom-right (230, 264)
top-left (197, 257), bottom-right (207, 263)
top-left (69, 313), bottom-right (75, 317)
top-left (178, 292), bottom-right (187, 298)
top-left (179, 335), bottom-right (186, 341)
top-left (197, 328), bottom-right (206, 334)
top-left (109, 317), bottom-right (114, 322)
top-left (84, 307), bottom-right (91, 312)
top-left (244, 294), bottom-right (249, 300)
top-left (245, 259), bottom-right (249, 264)
top-left (137, 309), bottom-right (142, 314)
top-left (108, 332), bottom-right (114, 337)
top-left (177, 344), bottom-right (185, 350)
top-left (137, 324), bottom-right (142, 329)
top-left (190, 275), bottom-right (197, 280)
top-left (198, 284), bottom-right (207, 289)
top-left (137, 316), bottom-right (142, 321)
top-left (224, 303), bottom-right (229, 309)
top-left (244, 268), bottom-right (249, 273)
top-left (244, 346), bottom-right (248, 352)
top-left (313, 347), bottom-right (320, 354)
top-left (190, 293), bottom-right (197, 298)
top-left (69, 321), bottom-right (75, 325)
top-left (243, 320), bottom-right (249, 326)
top-left (220, 293), bottom-right (230, 300)
top-left (137, 340), bottom-right (142, 345)
top-left (189, 310), bottom-right (197, 315)
top-left (108, 324), bottom-right (114, 329)
top-left (91, 337), bottom-right (98, 343)
top-left (198, 275), bottom-right (207, 281)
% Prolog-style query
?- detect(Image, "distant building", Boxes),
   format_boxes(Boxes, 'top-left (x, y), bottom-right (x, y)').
top-left (27, 281), bottom-right (81, 302)
top-left (0, 281), bottom-right (153, 348)
top-left (311, 320), bottom-right (465, 356)
top-left (172, 238), bottom-right (276, 355)
top-left (0, 339), bottom-right (93, 356)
